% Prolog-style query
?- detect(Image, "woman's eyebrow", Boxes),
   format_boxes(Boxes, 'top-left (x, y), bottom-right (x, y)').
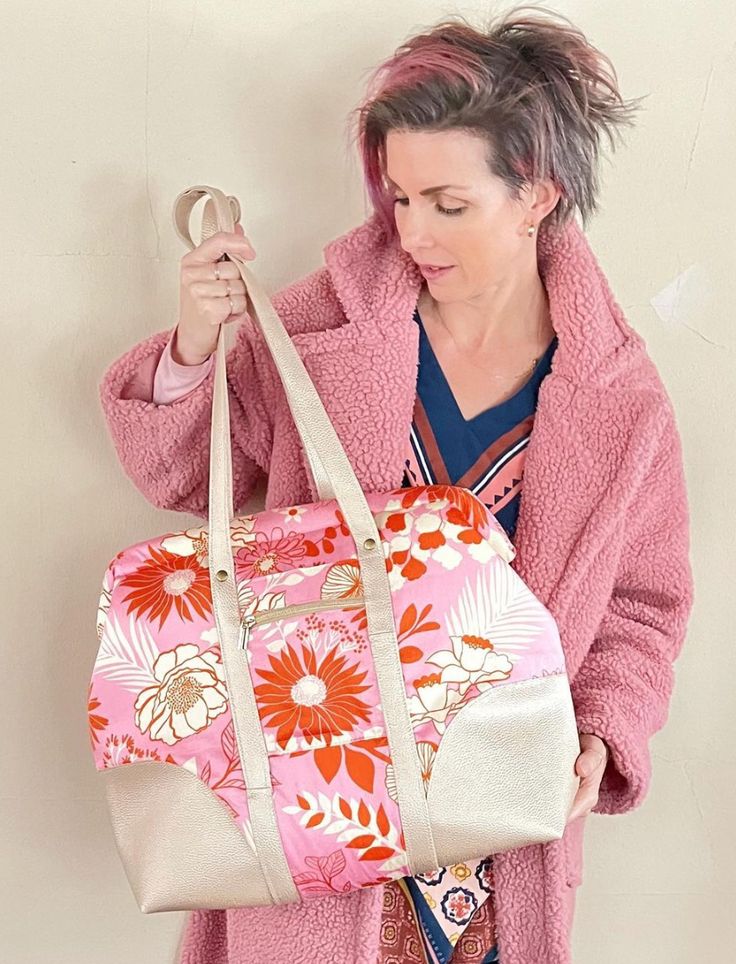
top-left (386, 176), bottom-right (471, 196)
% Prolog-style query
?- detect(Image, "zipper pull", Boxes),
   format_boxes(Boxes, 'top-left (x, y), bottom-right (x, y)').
top-left (238, 613), bottom-right (256, 651)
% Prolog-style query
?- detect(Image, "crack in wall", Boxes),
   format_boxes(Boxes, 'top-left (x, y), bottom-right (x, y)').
top-left (684, 65), bottom-right (715, 193)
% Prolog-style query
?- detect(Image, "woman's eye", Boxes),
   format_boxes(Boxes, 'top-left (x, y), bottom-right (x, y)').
top-left (393, 197), bottom-right (465, 217)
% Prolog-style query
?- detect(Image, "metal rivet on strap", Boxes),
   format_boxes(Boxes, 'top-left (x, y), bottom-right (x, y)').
top-left (363, 537), bottom-right (377, 550)
top-left (215, 569), bottom-right (229, 582)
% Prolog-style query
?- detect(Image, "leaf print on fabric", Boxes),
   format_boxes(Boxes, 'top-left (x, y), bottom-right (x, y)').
top-left (385, 741), bottom-right (437, 801)
top-left (163, 719), bottom-right (250, 822)
top-left (283, 791), bottom-right (408, 874)
top-left (87, 684), bottom-right (109, 748)
top-left (291, 735), bottom-right (392, 794)
top-left (397, 603), bottom-right (441, 664)
top-left (292, 850), bottom-right (351, 896)
top-left (119, 547), bottom-right (211, 628)
top-left (102, 733), bottom-right (165, 767)
top-left (96, 566), bottom-right (114, 642)
top-left (253, 643), bottom-right (372, 751)
top-left (208, 719), bottom-right (246, 792)
top-left (400, 484), bottom-right (486, 534)
top-left (134, 644), bottom-right (229, 745)
top-left (438, 562), bottom-right (547, 686)
top-left (298, 509), bottom-right (352, 561)
top-left (96, 611), bottom-right (160, 692)
top-left (396, 484), bottom-right (515, 562)
top-left (374, 488), bottom-right (501, 591)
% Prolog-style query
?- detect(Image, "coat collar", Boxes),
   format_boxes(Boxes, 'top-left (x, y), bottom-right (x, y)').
top-left (309, 212), bottom-right (661, 637)
top-left (322, 211), bottom-right (648, 389)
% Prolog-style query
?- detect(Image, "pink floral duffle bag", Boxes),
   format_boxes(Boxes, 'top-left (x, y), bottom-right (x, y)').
top-left (88, 185), bottom-right (580, 913)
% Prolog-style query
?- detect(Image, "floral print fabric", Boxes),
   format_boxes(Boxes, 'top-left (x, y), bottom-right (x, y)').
top-left (89, 483), bottom-right (565, 909)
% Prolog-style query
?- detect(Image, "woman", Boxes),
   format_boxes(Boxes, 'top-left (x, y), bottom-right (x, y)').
top-left (99, 8), bottom-right (694, 964)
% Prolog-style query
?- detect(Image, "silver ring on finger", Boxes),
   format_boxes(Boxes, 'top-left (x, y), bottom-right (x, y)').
top-left (214, 265), bottom-right (221, 281)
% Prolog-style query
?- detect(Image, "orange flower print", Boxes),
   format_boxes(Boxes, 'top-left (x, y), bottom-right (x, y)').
top-left (235, 526), bottom-right (309, 579)
top-left (254, 643), bottom-right (372, 751)
top-left (119, 547), bottom-right (211, 629)
top-left (102, 733), bottom-right (163, 767)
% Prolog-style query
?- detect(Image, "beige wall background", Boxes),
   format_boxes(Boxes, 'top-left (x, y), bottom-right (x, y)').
top-left (2, 1), bottom-right (732, 961)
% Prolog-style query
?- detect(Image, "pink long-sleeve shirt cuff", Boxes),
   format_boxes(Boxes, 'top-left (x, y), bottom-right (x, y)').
top-left (152, 327), bottom-right (214, 405)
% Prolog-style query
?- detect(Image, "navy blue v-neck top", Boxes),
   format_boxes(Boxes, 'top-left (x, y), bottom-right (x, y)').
top-left (396, 304), bottom-right (558, 963)
top-left (401, 305), bottom-right (558, 543)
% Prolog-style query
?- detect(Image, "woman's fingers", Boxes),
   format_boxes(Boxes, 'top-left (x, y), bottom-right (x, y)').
top-left (567, 742), bottom-right (607, 821)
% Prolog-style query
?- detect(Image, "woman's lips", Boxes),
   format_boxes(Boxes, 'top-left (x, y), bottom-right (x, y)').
top-left (419, 264), bottom-right (454, 280)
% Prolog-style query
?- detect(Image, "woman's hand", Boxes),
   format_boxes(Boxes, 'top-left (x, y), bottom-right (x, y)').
top-left (567, 732), bottom-right (609, 822)
top-left (175, 222), bottom-right (258, 364)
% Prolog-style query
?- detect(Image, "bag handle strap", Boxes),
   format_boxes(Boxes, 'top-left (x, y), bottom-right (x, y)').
top-left (171, 185), bottom-right (439, 888)
top-left (172, 184), bottom-right (335, 506)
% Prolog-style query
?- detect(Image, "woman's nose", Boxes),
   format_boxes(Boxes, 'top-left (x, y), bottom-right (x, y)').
top-left (399, 220), bottom-right (435, 256)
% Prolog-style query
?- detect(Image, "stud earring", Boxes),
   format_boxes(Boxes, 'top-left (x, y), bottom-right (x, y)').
top-left (527, 224), bottom-right (535, 236)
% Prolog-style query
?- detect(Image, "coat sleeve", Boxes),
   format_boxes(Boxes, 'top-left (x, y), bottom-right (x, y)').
top-left (98, 313), bottom-right (273, 518)
top-left (98, 264), bottom-right (344, 518)
top-left (569, 394), bottom-right (695, 815)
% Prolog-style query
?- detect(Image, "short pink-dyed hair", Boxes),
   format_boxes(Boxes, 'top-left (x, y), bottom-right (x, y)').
top-left (348, 5), bottom-right (644, 241)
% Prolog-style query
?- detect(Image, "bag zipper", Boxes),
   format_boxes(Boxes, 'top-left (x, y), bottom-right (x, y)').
top-left (238, 594), bottom-right (366, 650)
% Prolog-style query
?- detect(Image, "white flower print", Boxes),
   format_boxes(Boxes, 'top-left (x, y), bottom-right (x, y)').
top-left (134, 643), bottom-right (229, 745)
top-left (406, 674), bottom-right (463, 735)
top-left (426, 634), bottom-right (513, 695)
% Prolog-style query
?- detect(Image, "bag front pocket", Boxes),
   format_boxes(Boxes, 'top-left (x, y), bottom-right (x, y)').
top-left (238, 594), bottom-right (366, 650)
top-left (242, 596), bottom-right (385, 755)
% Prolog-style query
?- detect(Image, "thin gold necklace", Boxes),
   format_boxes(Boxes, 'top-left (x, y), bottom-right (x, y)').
top-left (421, 294), bottom-right (546, 380)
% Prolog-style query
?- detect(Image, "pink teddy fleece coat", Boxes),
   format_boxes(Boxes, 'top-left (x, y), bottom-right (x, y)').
top-left (99, 212), bottom-right (695, 964)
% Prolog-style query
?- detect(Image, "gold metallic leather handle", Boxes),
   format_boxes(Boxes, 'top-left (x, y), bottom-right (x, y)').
top-left (171, 185), bottom-right (439, 887)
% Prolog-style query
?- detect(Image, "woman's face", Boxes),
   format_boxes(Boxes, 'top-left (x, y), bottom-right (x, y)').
top-left (385, 128), bottom-right (557, 302)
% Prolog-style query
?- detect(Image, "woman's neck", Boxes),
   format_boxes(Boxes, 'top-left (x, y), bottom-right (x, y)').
top-left (417, 276), bottom-right (553, 355)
